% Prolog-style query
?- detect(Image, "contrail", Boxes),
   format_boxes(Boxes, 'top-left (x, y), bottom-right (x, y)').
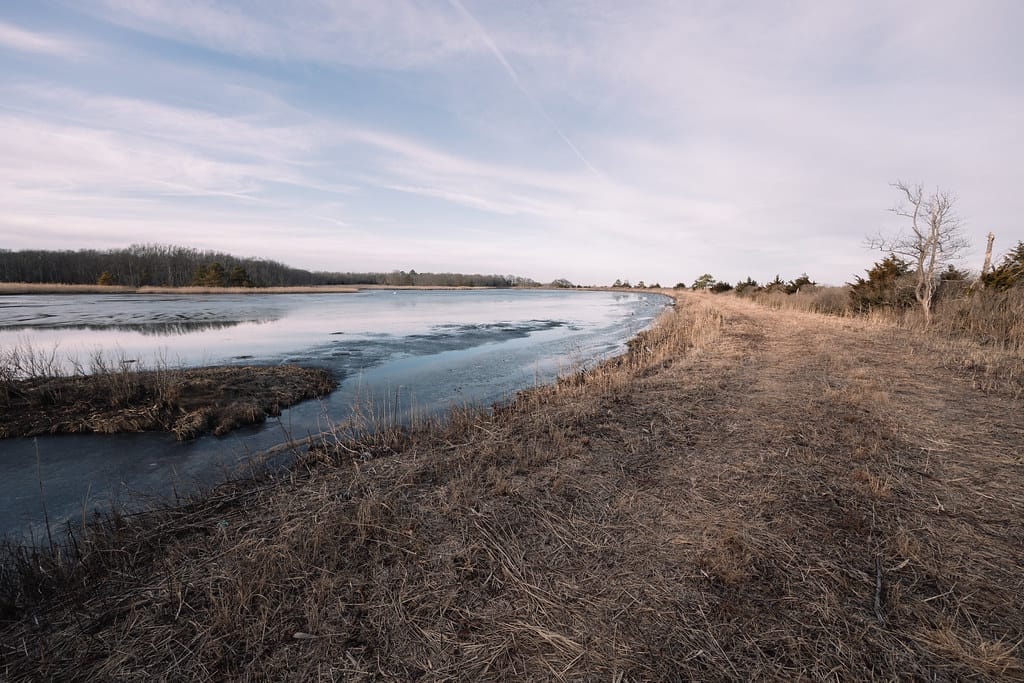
top-left (447, 0), bottom-right (602, 177)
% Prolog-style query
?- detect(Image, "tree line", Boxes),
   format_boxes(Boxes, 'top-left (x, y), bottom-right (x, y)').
top-left (0, 244), bottom-right (540, 289)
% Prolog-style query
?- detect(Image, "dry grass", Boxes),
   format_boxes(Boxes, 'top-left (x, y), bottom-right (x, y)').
top-left (929, 288), bottom-right (1024, 353)
top-left (1, 293), bottom-right (1022, 680)
top-left (0, 348), bottom-right (335, 439)
top-left (744, 284), bottom-right (1024, 353)
top-left (744, 286), bottom-right (1024, 403)
top-left (747, 285), bottom-right (852, 316)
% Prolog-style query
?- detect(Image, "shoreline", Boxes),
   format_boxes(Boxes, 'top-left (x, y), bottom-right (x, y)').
top-left (0, 283), bottom-right (362, 295)
top-left (0, 282), bottom-right (672, 295)
top-left (3, 292), bottom-right (1020, 678)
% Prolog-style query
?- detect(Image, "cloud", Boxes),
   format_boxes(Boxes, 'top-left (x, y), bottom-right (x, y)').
top-left (3, 2), bottom-right (1022, 285)
top-left (0, 20), bottom-right (83, 57)
top-left (446, 0), bottom-right (600, 176)
top-left (89, 0), bottom-right (482, 68)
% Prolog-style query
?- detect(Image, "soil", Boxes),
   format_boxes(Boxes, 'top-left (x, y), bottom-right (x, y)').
top-left (0, 365), bottom-right (336, 440)
top-left (1, 293), bottom-right (1021, 680)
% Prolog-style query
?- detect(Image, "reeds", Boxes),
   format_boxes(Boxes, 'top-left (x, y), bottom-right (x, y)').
top-left (0, 345), bottom-right (335, 439)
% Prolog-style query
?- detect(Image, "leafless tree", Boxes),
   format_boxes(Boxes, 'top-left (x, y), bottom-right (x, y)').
top-left (869, 181), bottom-right (969, 323)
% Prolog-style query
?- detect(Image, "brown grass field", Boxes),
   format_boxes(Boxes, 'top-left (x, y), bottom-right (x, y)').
top-left (1, 292), bottom-right (1022, 680)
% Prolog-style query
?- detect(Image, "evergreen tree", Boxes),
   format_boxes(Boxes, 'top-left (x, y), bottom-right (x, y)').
top-left (692, 274), bottom-right (715, 290)
top-left (849, 254), bottom-right (913, 312)
top-left (983, 241), bottom-right (1024, 291)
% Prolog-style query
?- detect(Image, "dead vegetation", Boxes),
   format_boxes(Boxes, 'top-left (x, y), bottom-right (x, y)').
top-left (747, 284), bottom-right (1024, 353)
top-left (0, 355), bottom-right (335, 440)
top-left (1, 293), bottom-right (1022, 680)
top-left (745, 284), bottom-right (1024, 401)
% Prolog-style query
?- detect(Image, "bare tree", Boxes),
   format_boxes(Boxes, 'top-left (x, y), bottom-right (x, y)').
top-left (869, 181), bottom-right (969, 323)
top-left (972, 231), bottom-right (995, 291)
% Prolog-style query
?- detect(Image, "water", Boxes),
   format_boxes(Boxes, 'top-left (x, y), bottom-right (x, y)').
top-left (0, 289), bottom-right (668, 539)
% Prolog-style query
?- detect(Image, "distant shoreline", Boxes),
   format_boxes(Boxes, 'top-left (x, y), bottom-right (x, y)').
top-left (0, 282), bottom-right (361, 295)
top-left (0, 282), bottom-right (666, 295)
top-left (0, 283), bottom-right (511, 295)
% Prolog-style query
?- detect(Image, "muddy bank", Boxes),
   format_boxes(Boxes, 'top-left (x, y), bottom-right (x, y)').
top-left (0, 366), bottom-right (335, 440)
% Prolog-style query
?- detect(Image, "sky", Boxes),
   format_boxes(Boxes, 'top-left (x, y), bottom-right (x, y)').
top-left (1, 1), bottom-right (1022, 286)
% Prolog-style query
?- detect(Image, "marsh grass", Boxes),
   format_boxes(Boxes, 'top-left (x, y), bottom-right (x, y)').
top-left (0, 345), bottom-right (335, 440)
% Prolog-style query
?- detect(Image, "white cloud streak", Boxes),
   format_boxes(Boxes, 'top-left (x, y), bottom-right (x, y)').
top-left (3, 1), bottom-right (1023, 285)
top-left (446, 0), bottom-right (601, 177)
top-left (0, 20), bottom-right (83, 57)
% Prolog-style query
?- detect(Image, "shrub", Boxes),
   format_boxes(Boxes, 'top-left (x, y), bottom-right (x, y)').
top-left (734, 277), bottom-right (759, 295)
top-left (983, 241), bottom-right (1024, 291)
top-left (849, 254), bottom-right (915, 313)
top-left (785, 273), bottom-right (816, 294)
top-left (762, 275), bottom-right (787, 294)
top-left (692, 274), bottom-right (715, 290)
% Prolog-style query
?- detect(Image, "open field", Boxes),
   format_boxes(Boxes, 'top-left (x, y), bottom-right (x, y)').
top-left (0, 363), bottom-right (335, 440)
top-left (2, 292), bottom-right (1022, 679)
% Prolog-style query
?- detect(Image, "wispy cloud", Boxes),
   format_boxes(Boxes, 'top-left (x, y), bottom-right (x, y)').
top-left (447, 0), bottom-right (600, 176)
top-left (2, 1), bottom-right (1022, 285)
top-left (89, 0), bottom-right (481, 68)
top-left (0, 20), bottom-right (83, 57)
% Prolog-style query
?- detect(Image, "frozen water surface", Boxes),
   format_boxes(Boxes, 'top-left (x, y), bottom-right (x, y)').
top-left (0, 289), bottom-right (668, 538)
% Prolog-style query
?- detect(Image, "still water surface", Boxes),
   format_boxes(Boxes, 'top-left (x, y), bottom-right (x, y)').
top-left (0, 289), bottom-right (668, 538)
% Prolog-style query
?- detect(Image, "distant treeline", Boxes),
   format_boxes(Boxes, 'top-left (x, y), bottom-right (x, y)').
top-left (0, 245), bottom-right (540, 289)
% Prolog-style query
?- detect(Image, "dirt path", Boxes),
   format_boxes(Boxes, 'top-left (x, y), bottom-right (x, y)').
top-left (617, 295), bottom-right (1024, 678)
top-left (3, 293), bottom-right (1022, 680)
